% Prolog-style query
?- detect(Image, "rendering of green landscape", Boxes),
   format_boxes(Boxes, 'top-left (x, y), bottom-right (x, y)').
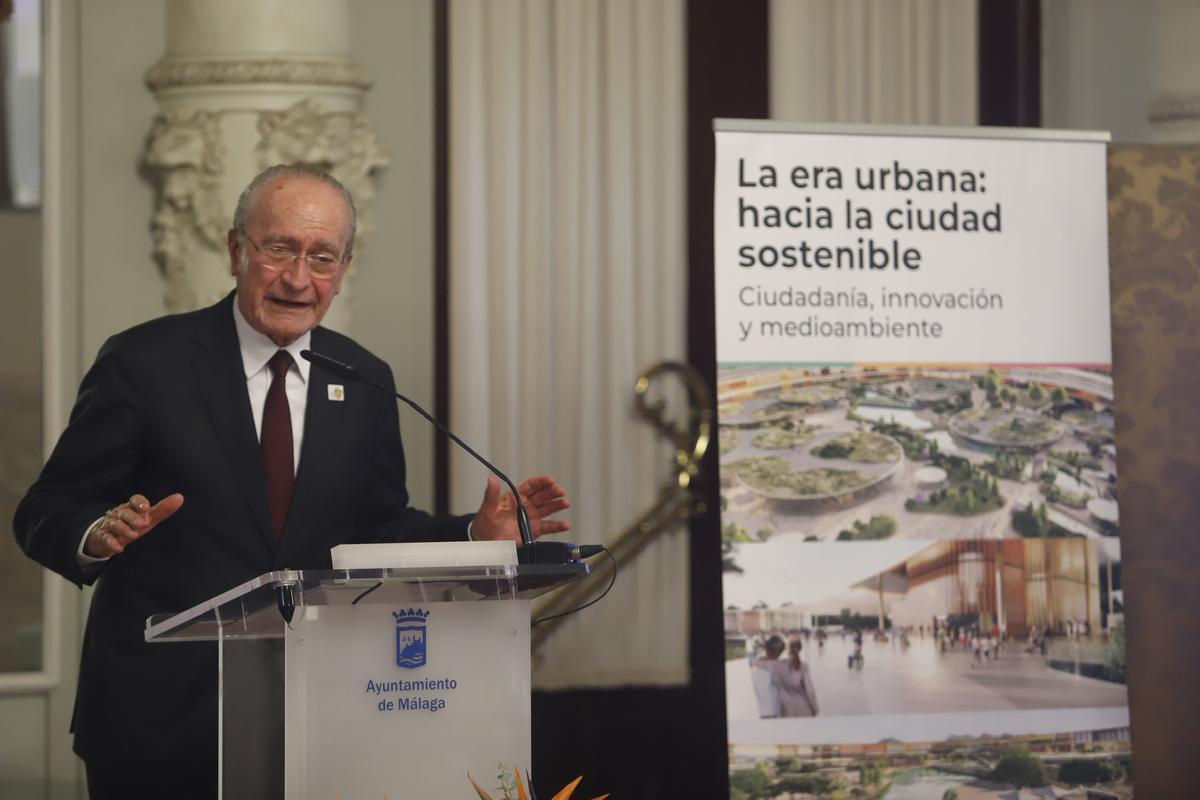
top-left (729, 740), bottom-right (1133, 800)
top-left (718, 365), bottom-right (1119, 544)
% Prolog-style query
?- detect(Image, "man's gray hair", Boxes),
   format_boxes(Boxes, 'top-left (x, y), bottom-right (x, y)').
top-left (232, 164), bottom-right (358, 256)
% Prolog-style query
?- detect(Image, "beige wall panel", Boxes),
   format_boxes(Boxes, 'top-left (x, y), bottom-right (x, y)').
top-left (78, 1), bottom-right (166, 360)
top-left (1041, 0), bottom-right (1155, 143)
top-left (0, 694), bottom-right (47, 798)
top-left (347, 1), bottom-right (437, 511)
top-left (0, 212), bottom-right (41, 385)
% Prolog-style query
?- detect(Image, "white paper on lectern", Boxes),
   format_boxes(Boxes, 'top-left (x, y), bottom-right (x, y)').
top-left (330, 540), bottom-right (518, 569)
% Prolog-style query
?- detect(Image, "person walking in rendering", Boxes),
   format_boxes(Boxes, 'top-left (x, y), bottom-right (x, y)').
top-left (752, 635), bottom-right (819, 717)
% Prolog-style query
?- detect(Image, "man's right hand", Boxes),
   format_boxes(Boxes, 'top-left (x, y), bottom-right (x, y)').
top-left (83, 493), bottom-right (185, 558)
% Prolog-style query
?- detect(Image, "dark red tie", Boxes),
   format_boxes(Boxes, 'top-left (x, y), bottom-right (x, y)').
top-left (262, 350), bottom-right (294, 541)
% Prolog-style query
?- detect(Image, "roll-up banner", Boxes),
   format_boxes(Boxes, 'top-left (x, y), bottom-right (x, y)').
top-left (715, 121), bottom-right (1131, 798)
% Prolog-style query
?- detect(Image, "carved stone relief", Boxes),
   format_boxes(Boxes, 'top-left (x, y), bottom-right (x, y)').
top-left (1149, 92), bottom-right (1200, 126)
top-left (143, 92), bottom-right (388, 314)
top-left (255, 98), bottom-right (390, 267)
top-left (141, 3), bottom-right (387, 315)
top-left (143, 109), bottom-right (228, 312)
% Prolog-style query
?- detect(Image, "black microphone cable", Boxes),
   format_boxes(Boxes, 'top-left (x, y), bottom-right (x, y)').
top-left (531, 546), bottom-right (617, 627)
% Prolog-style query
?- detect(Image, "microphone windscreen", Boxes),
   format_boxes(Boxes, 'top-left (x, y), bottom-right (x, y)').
top-left (300, 350), bottom-right (358, 381)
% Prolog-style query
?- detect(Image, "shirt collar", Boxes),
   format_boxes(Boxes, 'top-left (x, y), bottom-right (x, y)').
top-left (232, 296), bottom-right (312, 384)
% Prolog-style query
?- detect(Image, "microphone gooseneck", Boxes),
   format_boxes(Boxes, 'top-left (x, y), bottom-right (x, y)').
top-left (300, 348), bottom-right (536, 548)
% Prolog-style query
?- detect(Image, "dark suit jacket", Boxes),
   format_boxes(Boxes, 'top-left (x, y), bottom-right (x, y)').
top-left (13, 294), bottom-right (469, 774)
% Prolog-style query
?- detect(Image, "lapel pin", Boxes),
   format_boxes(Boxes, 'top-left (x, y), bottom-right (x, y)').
top-left (327, 384), bottom-right (345, 402)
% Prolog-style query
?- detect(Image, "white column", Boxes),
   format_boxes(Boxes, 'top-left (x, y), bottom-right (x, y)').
top-left (142, 0), bottom-right (388, 325)
top-left (1148, 0), bottom-right (1200, 142)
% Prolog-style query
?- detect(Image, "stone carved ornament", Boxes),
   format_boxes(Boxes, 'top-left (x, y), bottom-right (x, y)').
top-left (1149, 92), bottom-right (1200, 125)
top-left (143, 108), bottom-right (228, 312)
top-left (255, 98), bottom-right (390, 266)
top-left (145, 58), bottom-right (372, 92)
top-left (143, 99), bottom-right (388, 311)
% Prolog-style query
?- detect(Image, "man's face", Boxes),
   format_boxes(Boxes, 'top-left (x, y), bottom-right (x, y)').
top-left (228, 175), bottom-right (353, 346)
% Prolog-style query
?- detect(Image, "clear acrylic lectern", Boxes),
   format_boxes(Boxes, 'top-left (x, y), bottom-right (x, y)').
top-left (144, 563), bottom-right (586, 799)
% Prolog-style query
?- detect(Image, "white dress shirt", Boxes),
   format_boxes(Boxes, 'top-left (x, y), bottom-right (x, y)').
top-left (231, 300), bottom-right (311, 472)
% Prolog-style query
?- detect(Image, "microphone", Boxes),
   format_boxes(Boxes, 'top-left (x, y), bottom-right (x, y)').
top-left (300, 349), bottom-right (588, 564)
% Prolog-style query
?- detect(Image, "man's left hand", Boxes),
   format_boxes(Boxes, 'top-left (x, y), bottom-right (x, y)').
top-left (472, 475), bottom-right (571, 542)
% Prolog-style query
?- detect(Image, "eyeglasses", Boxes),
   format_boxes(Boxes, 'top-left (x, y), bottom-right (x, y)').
top-left (244, 235), bottom-right (346, 277)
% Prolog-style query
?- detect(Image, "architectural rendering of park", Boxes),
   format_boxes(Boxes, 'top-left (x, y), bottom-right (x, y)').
top-left (718, 364), bottom-right (1119, 544)
top-left (729, 726), bottom-right (1133, 800)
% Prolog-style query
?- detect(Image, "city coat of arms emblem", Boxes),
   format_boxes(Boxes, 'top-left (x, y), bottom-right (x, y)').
top-left (393, 609), bottom-right (430, 669)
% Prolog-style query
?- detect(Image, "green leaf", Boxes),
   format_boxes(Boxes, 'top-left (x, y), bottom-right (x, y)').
top-left (468, 773), bottom-right (495, 800)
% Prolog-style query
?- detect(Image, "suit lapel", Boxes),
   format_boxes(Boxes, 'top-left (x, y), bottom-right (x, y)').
top-left (283, 327), bottom-right (345, 558)
top-left (190, 295), bottom-right (276, 552)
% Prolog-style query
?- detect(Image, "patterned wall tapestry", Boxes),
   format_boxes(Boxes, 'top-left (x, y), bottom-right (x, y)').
top-left (1108, 144), bottom-right (1200, 798)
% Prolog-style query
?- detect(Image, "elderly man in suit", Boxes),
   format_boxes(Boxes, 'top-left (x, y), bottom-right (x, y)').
top-left (14, 165), bottom-right (570, 797)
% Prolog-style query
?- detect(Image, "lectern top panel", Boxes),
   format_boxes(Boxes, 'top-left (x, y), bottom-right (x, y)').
top-left (144, 563), bottom-right (587, 643)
